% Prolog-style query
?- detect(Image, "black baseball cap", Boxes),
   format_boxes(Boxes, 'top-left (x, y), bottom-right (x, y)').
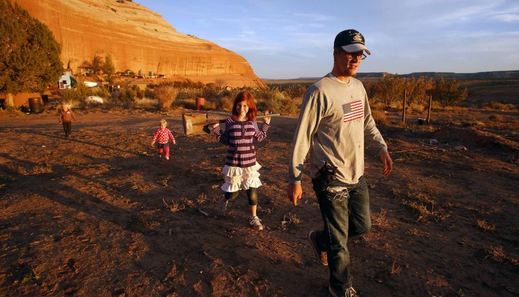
top-left (334, 29), bottom-right (371, 55)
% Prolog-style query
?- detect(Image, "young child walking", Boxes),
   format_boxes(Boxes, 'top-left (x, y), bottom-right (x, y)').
top-left (151, 119), bottom-right (176, 160)
top-left (58, 102), bottom-right (76, 138)
top-left (211, 91), bottom-right (271, 230)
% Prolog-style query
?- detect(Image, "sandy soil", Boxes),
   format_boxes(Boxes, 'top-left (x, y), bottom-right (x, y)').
top-left (0, 107), bottom-right (518, 297)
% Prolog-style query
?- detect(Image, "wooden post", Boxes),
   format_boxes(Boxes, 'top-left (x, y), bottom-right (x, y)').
top-left (426, 94), bottom-right (432, 124)
top-left (401, 88), bottom-right (407, 124)
top-left (6, 93), bottom-right (14, 107)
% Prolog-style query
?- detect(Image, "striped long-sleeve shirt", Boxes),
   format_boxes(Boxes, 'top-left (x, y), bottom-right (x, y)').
top-left (214, 118), bottom-right (269, 168)
top-left (152, 128), bottom-right (176, 145)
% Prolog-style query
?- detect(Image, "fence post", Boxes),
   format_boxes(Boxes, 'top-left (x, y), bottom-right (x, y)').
top-left (401, 88), bottom-right (407, 124)
top-left (426, 94), bottom-right (432, 124)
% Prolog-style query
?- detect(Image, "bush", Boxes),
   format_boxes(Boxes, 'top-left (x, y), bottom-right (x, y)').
top-left (255, 88), bottom-right (301, 115)
top-left (214, 96), bottom-right (233, 111)
top-left (372, 110), bottom-right (388, 125)
top-left (408, 102), bottom-right (425, 113)
top-left (370, 101), bottom-right (386, 111)
top-left (155, 85), bottom-right (178, 110)
top-left (122, 88), bottom-right (136, 107)
top-left (430, 78), bottom-right (467, 105)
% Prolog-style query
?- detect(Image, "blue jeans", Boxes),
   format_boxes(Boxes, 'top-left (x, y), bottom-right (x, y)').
top-left (312, 175), bottom-right (371, 294)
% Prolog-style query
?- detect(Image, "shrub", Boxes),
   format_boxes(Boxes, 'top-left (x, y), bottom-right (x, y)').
top-left (255, 88), bottom-right (301, 115)
top-left (370, 101), bottom-right (386, 111)
top-left (430, 78), bottom-right (467, 105)
top-left (215, 96), bottom-right (233, 111)
top-left (372, 110), bottom-right (388, 125)
top-left (155, 85), bottom-right (178, 110)
top-left (408, 102), bottom-right (425, 113)
top-left (117, 88), bottom-right (136, 108)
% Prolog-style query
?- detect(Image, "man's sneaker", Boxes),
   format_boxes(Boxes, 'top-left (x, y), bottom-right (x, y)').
top-left (308, 230), bottom-right (328, 266)
top-left (249, 216), bottom-right (264, 230)
top-left (329, 286), bottom-right (358, 297)
top-left (165, 156), bottom-right (170, 160)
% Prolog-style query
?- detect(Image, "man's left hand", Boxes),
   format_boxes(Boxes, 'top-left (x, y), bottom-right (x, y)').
top-left (380, 150), bottom-right (393, 176)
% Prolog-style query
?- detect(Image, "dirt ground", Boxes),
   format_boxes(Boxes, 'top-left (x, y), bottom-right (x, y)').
top-left (0, 106), bottom-right (518, 297)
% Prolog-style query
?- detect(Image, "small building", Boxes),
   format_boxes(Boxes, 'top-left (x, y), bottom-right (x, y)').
top-left (58, 71), bottom-right (76, 89)
top-left (77, 61), bottom-right (94, 76)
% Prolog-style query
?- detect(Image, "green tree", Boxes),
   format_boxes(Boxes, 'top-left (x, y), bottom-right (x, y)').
top-left (0, 0), bottom-right (63, 93)
top-left (375, 75), bottom-right (406, 107)
top-left (404, 76), bottom-right (433, 106)
top-left (103, 54), bottom-right (115, 78)
top-left (431, 78), bottom-right (468, 105)
top-left (92, 55), bottom-right (103, 75)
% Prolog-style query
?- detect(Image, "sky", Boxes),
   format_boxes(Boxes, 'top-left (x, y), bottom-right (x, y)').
top-left (136, 0), bottom-right (519, 79)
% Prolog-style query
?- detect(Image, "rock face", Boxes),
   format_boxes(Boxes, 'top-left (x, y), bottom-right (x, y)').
top-left (14, 0), bottom-right (265, 88)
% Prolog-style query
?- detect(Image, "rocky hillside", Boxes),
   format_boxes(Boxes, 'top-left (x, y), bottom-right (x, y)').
top-left (14, 0), bottom-right (265, 88)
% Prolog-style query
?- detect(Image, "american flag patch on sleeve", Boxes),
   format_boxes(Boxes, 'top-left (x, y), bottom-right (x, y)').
top-left (342, 100), bottom-right (364, 122)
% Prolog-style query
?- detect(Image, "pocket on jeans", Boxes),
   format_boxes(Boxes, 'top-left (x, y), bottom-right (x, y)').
top-left (323, 189), bottom-right (349, 202)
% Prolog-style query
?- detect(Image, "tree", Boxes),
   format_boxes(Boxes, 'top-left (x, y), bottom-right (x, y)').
top-left (92, 55), bottom-right (103, 75)
top-left (0, 0), bottom-right (63, 93)
top-left (376, 75), bottom-right (406, 107)
top-left (431, 78), bottom-right (468, 105)
top-left (103, 54), bottom-right (115, 77)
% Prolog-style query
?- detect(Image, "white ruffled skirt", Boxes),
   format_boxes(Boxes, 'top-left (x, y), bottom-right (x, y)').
top-left (221, 163), bottom-right (262, 192)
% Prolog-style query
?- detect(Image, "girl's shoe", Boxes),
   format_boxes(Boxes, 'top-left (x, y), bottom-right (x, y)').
top-left (221, 199), bottom-right (229, 216)
top-left (249, 216), bottom-right (264, 230)
top-left (165, 156), bottom-right (170, 160)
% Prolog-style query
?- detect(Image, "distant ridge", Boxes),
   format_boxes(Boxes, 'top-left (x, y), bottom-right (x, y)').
top-left (265, 70), bottom-right (519, 82)
top-left (400, 70), bottom-right (519, 79)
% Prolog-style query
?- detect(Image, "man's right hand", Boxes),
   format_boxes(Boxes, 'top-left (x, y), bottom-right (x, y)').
top-left (287, 183), bottom-right (303, 206)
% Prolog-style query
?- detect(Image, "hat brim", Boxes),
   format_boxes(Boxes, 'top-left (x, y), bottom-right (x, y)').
top-left (341, 44), bottom-right (371, 55)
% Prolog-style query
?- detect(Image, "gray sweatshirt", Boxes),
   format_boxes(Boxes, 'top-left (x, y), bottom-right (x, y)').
top-left (289, 73), bottom-right (387, 185)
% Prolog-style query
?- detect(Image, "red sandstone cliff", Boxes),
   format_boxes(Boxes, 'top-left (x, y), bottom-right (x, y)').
top-left (14, 0), bottom-right (265, 88)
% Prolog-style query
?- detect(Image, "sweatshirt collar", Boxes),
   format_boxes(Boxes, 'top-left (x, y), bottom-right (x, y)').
top-left (327, 72), bottom-right (352, 85)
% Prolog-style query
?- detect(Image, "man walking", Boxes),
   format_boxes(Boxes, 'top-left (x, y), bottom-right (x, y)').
top-left (288, 29), bottom-right (393, 297)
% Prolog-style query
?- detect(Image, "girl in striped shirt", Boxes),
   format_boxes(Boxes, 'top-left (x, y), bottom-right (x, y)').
top-left (151, 119), bottom-right (176, 160)
top-left (212, 91), bottom-right (271, 230)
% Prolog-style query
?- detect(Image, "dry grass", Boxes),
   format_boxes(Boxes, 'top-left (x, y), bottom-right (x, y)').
top-left (485, 245), bottom-right (507, 263)
top-left (372, 209), bottom-right (390, 229)
top-left (281, 212), bottom-right (302, 230)
top-left (372, 110), bottom-right (388, 125)
top-left (390, 259), bottom-right (402, 275)
top-left (406, 227), bottom-right (428, 237)
top-left (482, 102), bottom-right (517, 111)
top-left (407, 102), bottom-right (426, 113)
top-left (134, 97), bottom-right (158, 109)
top-left (394, 190), bottom-right (440, 222)
top-left (476, 219), bottom-right (495, 232)
top-left (483, 245), bottom-right (519, 265)
top-left (487, 114), bottom-right (505, 122)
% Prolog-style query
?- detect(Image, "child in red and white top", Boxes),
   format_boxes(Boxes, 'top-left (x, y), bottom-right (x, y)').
top-left (58, 102), bottom-right (76, 138)
top-left (151, 119), bottom-right (176, 160)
